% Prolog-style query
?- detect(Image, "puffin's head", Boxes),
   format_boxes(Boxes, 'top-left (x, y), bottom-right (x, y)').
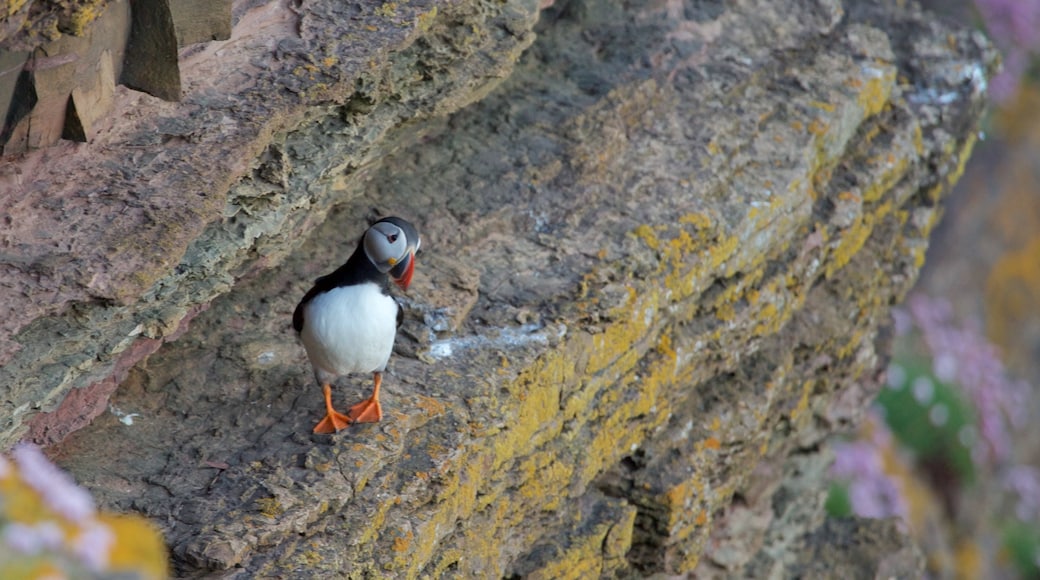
top-left (363, 217), bottom-right (421, 291)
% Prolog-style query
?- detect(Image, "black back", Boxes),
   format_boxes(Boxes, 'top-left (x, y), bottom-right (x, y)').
top-left (293, 239), bottom-right (389, 332)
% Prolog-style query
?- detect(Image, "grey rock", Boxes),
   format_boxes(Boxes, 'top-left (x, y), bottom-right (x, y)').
top-left (8, 0), bottom-right (998, 576)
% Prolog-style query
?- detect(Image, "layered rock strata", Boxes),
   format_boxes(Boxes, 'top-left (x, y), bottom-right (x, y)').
top-left (5, 0), bottom-right (994, 575)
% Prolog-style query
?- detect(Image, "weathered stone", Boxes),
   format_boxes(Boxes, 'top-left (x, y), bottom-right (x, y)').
top-left (788, 517), bottom-right (925, 578)
top-left (0, 0), bottom-right (129, 153)
top-left (35, 0), bottom-right (993, 577)
top-left (0, 1), bottom-right (111, 51)
top-left (120, 0), bottom-right (181, 101)
top-left (0, 0), bottom-right (233, 152)
top-left (62, 50), bottom-right (119, 141)
top-left (1, 0), bottom-right (542, 447)
top-left (169, 0), bottom-right (232, 46)
top-left (0, 50), bottom-right (30, 134)
top-left (0, 63), bottom-right (34, 152)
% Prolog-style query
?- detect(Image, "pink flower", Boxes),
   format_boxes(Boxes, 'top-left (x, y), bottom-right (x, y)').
top-left (72, 521), bottom-right (114, 572)
top-left (831, 413), bottom-right (908, 520)
top-left (1003, 465), bottom-right (1040, 521)
top-left (2, 521), bottom-right (65, 555)
top-left (973, 0), bottom-right (1040, 102)
top-left (904, 295), bottom-right (1028, 465)
top-left (11, 443), bottom-right (96, 524)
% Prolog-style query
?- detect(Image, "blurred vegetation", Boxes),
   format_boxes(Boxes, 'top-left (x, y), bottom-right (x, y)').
top-left (829, 297), bottom-right (1040, 579)
top-left (0, 445), bottom-right (167, 580)
top-left (828, 2), bottom-right (1040, 577)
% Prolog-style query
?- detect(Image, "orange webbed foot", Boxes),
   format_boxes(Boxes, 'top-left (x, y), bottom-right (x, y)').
top-left (348, 371), bottom-right (385, 424)
top-left (313, 383), bottom-right (351, 434)
top-left (313, 410), bottom-right (351, 434)
top-left (347, 397), bottom-right (383, 423)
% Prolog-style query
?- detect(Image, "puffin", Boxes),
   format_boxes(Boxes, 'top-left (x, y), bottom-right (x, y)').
top-left (293, 216), bottom-right (420, 434)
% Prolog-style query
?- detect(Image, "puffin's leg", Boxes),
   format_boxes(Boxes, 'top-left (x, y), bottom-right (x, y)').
top-left (313, 383), bottom-right (351, 434)
top-left (347, 372), bottom-right (384, 423)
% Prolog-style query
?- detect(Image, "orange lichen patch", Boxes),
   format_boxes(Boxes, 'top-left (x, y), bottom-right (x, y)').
top-left (357, 497), bottom-right (398, 545)
top-left (415, 394), bottom-right (448, 417)
top-left (392, 531), bottom-right (415, 552)
top-left (695, 510), bottom-right (709, 526)
top-left (703, 437), bottom-right (721, 451)
top-left (863, 156), bottom-right (910, 204)
top-left (807, 118), bottom-right (829, 136)
top-left (413, 315), bottom-right (689, 574)
top-left (585, 288), bottom-right (658, 376)
top-left (491, 351), bottom-right (572, 471)
top-left (664, 480), bottom-right (697, 515)
top-left (811, 163), bottom-right (834, 194)
top-left (708, 234), bottom-right (740, 271)
top-left (656, 332), bottom-right (677, 361)
top-left (745, 288), bottom-right (761, 304)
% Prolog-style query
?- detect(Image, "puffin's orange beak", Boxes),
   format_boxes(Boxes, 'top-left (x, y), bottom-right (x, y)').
top-left (390, 250), bottom-right (415, 291)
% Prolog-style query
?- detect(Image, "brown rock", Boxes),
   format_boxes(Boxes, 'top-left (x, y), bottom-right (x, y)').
top-left (0, 0), bottom-right (542, 447)
top-left (37, 0), bottom-right (994, 576)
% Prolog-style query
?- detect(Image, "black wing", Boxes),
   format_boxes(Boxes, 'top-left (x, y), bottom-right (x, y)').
top-left (293, 242), bottom-right (391, 334)
top-left (292, 281), bottom-right (327, 333)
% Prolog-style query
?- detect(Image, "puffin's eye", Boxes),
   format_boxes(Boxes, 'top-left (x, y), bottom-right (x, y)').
top-left (387, 233), bottom-right (398, 243)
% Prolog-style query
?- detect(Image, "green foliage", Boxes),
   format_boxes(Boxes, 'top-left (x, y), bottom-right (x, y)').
top-left (1002, 520), bottom-right (1040, 579)
top-left (824, 482), bottom-right (853, 517)
top-left (875, 356), bottom-right (977, 485)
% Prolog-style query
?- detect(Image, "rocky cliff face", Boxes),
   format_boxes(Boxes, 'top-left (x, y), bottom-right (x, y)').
top-left (1, 0), bottom-right (541, 447)
top-left (4, 0), bottom-right (992, 576)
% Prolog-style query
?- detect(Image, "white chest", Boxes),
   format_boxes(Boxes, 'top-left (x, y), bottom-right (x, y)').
top-left (299, 283), bottom-right (399, 376)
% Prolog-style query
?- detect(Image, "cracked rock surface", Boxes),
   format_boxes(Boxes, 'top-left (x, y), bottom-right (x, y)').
top-left (5, 0), bottom-right (996, 576)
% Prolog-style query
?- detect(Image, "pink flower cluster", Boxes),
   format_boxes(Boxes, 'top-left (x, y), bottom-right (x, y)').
top-left (973, 0), bottom-right (1040, 101)
top-left (899, 295), bottom-right (1040, 532)
top-left (11, 444), bottom-right (97, 524)
top-left (1004, 465), bottom-right (1040, 522)
top-left (830, 412), bottom-right (909, 520)
top-left (2, 444), bottom-right (113, 572)
top-left (904, 295), bottom-right (1029, 465)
